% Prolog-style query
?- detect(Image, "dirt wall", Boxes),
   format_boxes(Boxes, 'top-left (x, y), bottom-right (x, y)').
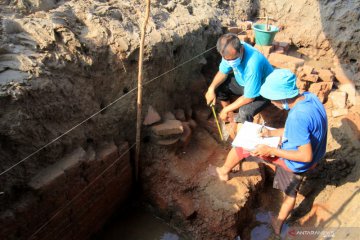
top-left (260, 0), bottom-right (360, 61)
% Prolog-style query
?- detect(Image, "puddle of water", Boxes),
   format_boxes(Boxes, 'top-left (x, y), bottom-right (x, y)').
top-left (250, 209), bottom-right (289, 240)
top-left (97, 208), bottom-right (187, 240)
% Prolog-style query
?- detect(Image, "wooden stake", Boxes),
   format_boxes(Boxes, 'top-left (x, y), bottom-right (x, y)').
top-left (135, 0), bottom-right (150, 181)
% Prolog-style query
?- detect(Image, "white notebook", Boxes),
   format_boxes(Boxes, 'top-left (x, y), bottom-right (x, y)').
top-left (232, 121), bottom-right (281, 151)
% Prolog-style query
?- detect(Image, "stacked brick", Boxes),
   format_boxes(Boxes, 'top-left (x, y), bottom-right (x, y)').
top-left (296, 65), bottom-right (335, 103)
top-left (0, 142), bottom-right (132, 240)
top-left (228, 22), bottom-right (356, 117)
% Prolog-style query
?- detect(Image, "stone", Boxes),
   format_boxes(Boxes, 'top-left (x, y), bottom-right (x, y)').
top-left (97, 142), bottom-right (119, 164)
top-left (238, 34), bottom-right (250, 43)
top-left (317, 69), bottom-right (335, 82)
top-left (302, 65), bottom-right (315, 75)
top-left (175, 195), bottom-right (196, 219)
top-left (278, 41), bottom-right (290, 51)
top-left (274, 47), bottom-right (285, 54)
top-left (193, 106), bottom-right (211, 123)
top-left (329, 91), bottom-right (347, 109)
top-left (227, 27), bottom-right (242, 34)
top-left (332, 108), bottom-right (349, 117)
top-left (240, 21), bottom-right (252, 30)
top-left (180, 122), bottom-right (192, 146)
top-left (188, 119), bottom-right (198, 129)
top-left (332, 66), bottom-right (354, 84)
top-left (246, 30), bottom-right (255, 44)
top-left (29, 164), bottom-right (64, 191)
top-left (268, 53), bottom-right (305, 72)
top-left (341, 113), bottom-right (360, 148)
top-left (254, 44), bottom-right (273, 58)
top-left (272, 41), bottom-right (279, 48)
top-left (308, 82), bottom-right (333, 103)
top-left (302, 74), bottom-right (319, 83)
top-left (143, 105), bottom-right (161, 126)
top-left (338, 83), bottom-right (357, 106)
top-left (156, 138), bottom-right (180, 146)
top-left (164, 111), bottom-right (176, 120)
top-left (29, 147), bottom-right (86, 191)
top-left (296, 79), bottom-right (309, 92)
top-left (174, 108), bottom-right (186, 121)
top-left (151, 120), bottom-right (184, 136)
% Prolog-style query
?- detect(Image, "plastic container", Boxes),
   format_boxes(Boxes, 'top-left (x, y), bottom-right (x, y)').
top-left (252, 24), bottom-right (279, 46)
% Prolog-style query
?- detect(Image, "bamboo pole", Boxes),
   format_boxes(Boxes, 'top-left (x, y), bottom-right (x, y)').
top-left (135, 0), bottom-right (151, 182)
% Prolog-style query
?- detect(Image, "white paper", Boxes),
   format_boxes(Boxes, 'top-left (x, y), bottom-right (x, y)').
top-left (232, 121), bottom-right (281, 151)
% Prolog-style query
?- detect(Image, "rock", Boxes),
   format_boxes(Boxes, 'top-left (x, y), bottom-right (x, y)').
top-left (254, 44), bottom-right (273, 58)
top-left (317, 69), bottom-right (335, 82)
top-left (329, 91), bottom-right (347, 109)
top-left (332, 108), bottom-right (348, 117)
top-left (180, 122), bottom-right (192, 146)
top-left (278, 41), bottom-right (290, 51)
top-left (302, 73), bottom-right (319, 83)
top-left (174, 108), bottom-right (186, 121)
top-left (156, 138), bottom-right (180, 146)
top-left (341, 113), bottom-right (360, 148)
top-left (332, 66), bottom-right (354, 85)
top-left (188, 119), bottom-right (198, 129)
top-left (175, 195), bottom-right (196, 219)
top-left (268, 53), bottom-right (305, 72)
top-left (238, 34), bottom-right (250, 43)
top-left (302, 65), bottom-right (315, 75)
top-left (164, 111), bottom-right (176, 120)
top-left (296, 79), bottom-right (310, 92)
top-left (308, 82), bottom-right (333, 103)
top-left (143, 105), bottom-right (161, 126)
top-left (273, 47), bottom-right (285, 54)
top-left (227, 26), bottom-right (242, 34)
top-left (338, 83), bottom-right (357, 106)
top-left (151, 120), bottom-right (184, 136)
top-left (193, 106), bottom-right (211, 124)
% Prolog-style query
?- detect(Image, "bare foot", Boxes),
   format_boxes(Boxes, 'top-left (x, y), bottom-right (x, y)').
top-left (207, 164), bottom-right (229, 181)
top-left (216, 167), bottom-right (229, 181)
top-left (269, 212), bottom-right (281, 236)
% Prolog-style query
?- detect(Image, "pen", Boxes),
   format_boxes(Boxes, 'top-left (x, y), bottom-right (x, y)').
top-left (258, 121), bottom-right (266, 137)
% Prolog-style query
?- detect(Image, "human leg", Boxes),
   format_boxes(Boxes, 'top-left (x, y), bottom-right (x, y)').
top-left (271, 194), bottom-right (296, 235)
top-left (215, 147), bottom-right (251, 181)
top-left (270, 166), bottom-right (304, 235)
top-left (216, 74), bottom-right (242, 122)
top-left (235, 96), bottom-right (270, 123)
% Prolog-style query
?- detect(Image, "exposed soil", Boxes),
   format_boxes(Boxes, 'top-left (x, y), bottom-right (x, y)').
top-left (0, 0), bottom-right (359, 239)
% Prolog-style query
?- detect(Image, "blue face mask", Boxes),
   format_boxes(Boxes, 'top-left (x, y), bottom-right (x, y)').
top-left (282, 100), bottom-right (290, 110)
top-left (226, 57), bottom-right (241, 69)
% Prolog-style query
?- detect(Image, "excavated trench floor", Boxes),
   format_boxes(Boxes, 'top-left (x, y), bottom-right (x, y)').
top-left (95, 123), bottom-right (285, 240)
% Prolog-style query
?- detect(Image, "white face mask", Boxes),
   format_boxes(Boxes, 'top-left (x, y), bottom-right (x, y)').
top-left (281, 100), bottom-right (290, 110)
top-left (225, 57), bottom-right (241, 69)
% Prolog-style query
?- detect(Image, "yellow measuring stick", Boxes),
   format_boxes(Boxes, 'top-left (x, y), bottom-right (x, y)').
top-left (211, 105), bottom-right (224, 141)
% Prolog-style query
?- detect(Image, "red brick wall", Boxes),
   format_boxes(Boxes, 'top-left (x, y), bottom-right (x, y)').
top-left (0, 141), bottom-right (132, 240)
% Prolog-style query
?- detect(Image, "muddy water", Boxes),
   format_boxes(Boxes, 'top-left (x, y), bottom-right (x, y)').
top-left (97, 207), bottom-right (188, 240)
top-left (249, 208), bottom-right (289, 240)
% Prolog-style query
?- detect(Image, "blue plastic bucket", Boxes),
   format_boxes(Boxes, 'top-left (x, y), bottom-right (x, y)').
top-left (252, 24), bottom-right (279, 46)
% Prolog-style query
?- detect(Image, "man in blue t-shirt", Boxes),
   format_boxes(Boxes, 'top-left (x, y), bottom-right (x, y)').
top-left (213, 69), bottom-right (327, 236)
top-left (205, 33), bottom-right (273, 134)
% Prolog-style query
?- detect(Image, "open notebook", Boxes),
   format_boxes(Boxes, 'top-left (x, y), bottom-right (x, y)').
top-left (232, 121), bottom-right (281, 151)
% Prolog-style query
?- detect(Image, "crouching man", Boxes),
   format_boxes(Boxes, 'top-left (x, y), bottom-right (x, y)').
top-left (215, 69), bottom-right (328, 236)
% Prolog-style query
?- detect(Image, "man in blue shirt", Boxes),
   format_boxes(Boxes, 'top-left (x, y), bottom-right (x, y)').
top-left (213, 69), bottom-right (328, 236)
top-left (205, 33), bottom-right (274, 133)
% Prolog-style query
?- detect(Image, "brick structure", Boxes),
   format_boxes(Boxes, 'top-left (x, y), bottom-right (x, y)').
top-left (0, 142), bottom-right (132, 240)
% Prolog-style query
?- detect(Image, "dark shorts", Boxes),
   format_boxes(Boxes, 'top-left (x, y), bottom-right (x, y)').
top-left (235, 147), bottom-right (304, 197)
top-left (215, 74), bottom-right (270, 123)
